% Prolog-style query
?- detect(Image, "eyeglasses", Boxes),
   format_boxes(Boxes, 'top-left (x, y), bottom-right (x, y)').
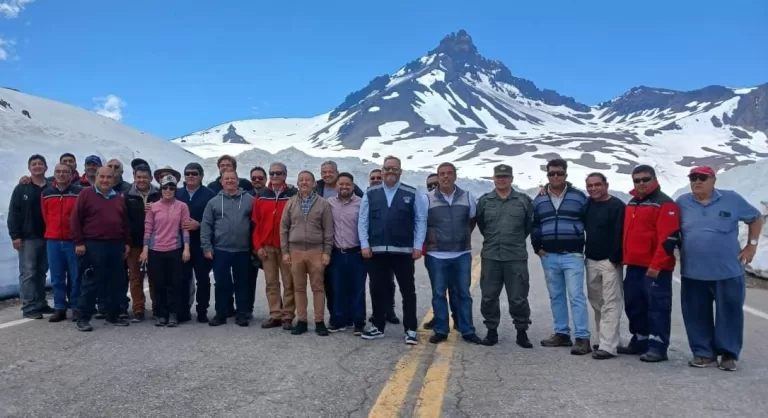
top-left (251, 176), bottom-right (265, 181)
top-left (427, 182), bottom-right (438, 190)
top-left (633, 176), bottom-right (653, 184)
top-left (382, 167), bottom-right (400, 173)
top-left (184, 171), bottom-right (199, 177)
top-left (547, 171), bottom-right (566, 177)
top-left (269, 171), bottom-right (285, 176)
top-left (161, 185), bottom-right (176, 191)
top-left (688, 174), bottom-right (709, 182)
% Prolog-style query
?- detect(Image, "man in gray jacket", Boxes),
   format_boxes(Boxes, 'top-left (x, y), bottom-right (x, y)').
top-left (475, 164), bottom-right (534, 348)
top-left (201, 169), bottom-right (255, 327)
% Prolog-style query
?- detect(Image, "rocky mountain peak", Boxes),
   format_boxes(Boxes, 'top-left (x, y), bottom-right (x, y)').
top-left (430, 29), bottom-right (479, 59)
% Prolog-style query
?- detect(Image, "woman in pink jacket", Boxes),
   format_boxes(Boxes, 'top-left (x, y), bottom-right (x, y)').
top-left (140, 167), bottom-right (191, 327)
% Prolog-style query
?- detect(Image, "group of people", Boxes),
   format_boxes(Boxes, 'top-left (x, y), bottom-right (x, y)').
top-left (7, 151), bottom-right (762, 371)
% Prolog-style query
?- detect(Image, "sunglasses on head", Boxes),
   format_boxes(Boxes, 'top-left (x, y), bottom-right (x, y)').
top-left (633, 176), bottom-right (653, 184)
top-left (688, 174), bottom-right (709, 182)
top-left (161, 185), bottom-right (176, 191)
top-left (251, 175), bottom-right (265, 181)
top-left (184, 171), bottom-right (199, 177)
top-left (547, 170), bottom-right (566, 177)
top-left (269, 171), bottom-right (284, 176)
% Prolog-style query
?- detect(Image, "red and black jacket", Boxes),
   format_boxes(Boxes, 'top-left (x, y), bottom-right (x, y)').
top-left (41, 182), bottom-right (83, 240)
top-left (623, 183), bottom-right (680, 272)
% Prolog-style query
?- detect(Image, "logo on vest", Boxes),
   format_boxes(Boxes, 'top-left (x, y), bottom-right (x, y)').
top-left (22, 194), bottom-right (28, 201)
top-left (403, 196), bottom-right (411, 204)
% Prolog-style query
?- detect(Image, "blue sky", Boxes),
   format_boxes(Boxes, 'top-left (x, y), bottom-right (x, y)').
top-left (1, 0), bottom-right (765, 139)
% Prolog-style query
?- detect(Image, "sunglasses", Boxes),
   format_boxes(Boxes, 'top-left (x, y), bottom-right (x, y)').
top-left (184, 171), bottom-right (199, 177)
top-left (369, 176), bottom-right (382, 181)
top-left (688, 174), bottom-right (709, 182)
top-left (251, 176), bottom-right (265, 181)
top-left (382, 167), bottom-right (400, 173)
top-left (547, 171), bottom-right (566, 177)
top-left (107, 164), bottom-right (121, 169)
top-left (633, 176), bottom-right (653, 184)
top-left (427, 182), bottom-right (438, 190)
top-left (269, 171), bottom-right (285, 176)
top-left (161, 185), bottom-right (176, 191)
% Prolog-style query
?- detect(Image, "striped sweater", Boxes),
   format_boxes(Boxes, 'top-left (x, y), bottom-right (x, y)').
top-left (531, 184), bottom-right (589, 254)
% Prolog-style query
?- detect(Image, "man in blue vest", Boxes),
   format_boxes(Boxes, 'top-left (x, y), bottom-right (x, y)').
top-left (424, 163), bottom-right (483, 345)
top-left (359, 155), bottom-right (427, 345)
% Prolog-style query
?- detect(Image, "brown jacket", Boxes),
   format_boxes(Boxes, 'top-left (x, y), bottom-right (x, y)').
top-left (280, 192), bottom-right (334, 255)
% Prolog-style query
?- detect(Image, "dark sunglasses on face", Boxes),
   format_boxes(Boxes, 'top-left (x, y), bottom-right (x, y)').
top-left (427, 182), bottom-right (438, 190)
top-left (547, 171), bottom-right (566, 177)
top-left (108, 164), bottom-right (121, 169)
top-left (161, 185), bottom-right (176, 191)
top-left (370, 176), bottom-right (382, 181)
top-left (251, 176), bottom-right (265, 181)
top-left (688, 174), bottom-right (709, 182)
top-left (269, 171), bottom-right (284, 176)
top-left (184, 171), bottom-right (199, 177)
top-left (633, 176), bottom-right (653, 184)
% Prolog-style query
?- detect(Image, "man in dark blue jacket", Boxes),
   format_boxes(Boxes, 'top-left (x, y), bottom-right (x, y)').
top-left (176, 162), bottom-right (217, 322)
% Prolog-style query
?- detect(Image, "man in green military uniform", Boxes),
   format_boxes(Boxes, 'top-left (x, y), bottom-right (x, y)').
top-left (476, 164), bottom-right (534, 348)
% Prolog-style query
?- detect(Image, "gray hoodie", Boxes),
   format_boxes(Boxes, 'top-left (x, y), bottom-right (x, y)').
top-left (200, 189), bottom-right (254, 254)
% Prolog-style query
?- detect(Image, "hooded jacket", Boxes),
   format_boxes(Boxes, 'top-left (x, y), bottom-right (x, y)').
top-left (123, 184), bottom-right (161, 248)
top-left (200, 189), bottom-right (254, 254)
top-left (623, 183), bottom-right (680, 272)
top-left (251, 183), bottom-right (298, 250)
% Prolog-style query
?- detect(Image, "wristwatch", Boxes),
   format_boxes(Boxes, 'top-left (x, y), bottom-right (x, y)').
top-left (749, 239), bottom-right (759, 246)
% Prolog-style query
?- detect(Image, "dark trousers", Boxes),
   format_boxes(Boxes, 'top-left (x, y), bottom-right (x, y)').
top-left (183, 246), bottom-right (213, 316)
top-left (479, 258), bottom-right (531, 331)
top-left (324, 267), bottom-right (334, 325)
top-left (367, 253), bottom-right (417, 332)
top-left (227, 255), bottom-right (258, 314)
top-left (212, 250), bottom-right (250, 320)
top-left (148, 249), bottom-right (183, 319)
top-left (624, 265), bottom-right (672, 355)
top-left (330, 248), bottom-right (367, 328)
top-left (367, 272), bottom-right (396, 320)
top-left (77, 240), bottom-right (126, 321)
top-left (681, 275), bottom-right (745, 360)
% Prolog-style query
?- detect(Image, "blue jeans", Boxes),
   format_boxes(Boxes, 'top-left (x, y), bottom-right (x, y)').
top-left (212, 250), bottom-right (250, 320)
top-left (330, 248), bottom-right (367, 328)
top-left (681, 275), bottom-right (745, 360)
top-left (624, 265), bottom-right (672, 356)
top-left (425, 253), bottom-right (475, 336)
top-left (540, 253), bottom-right (590, 339)
top-left (47, 240), bottom-right (80, 311)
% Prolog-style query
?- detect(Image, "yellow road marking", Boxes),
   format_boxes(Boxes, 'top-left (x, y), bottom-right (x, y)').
top-left (414, 256), bottom-right (482, 418)
top-left (367, 255), bottom-right (482, 418)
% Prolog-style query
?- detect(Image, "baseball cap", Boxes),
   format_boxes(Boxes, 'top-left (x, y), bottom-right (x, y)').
top-left (85, 155), bottom-right (102, 165)
top-left (131, 158), bottom-right (150, 170)
top-left (689, 166), bottom-right (715, 177)
top-left (493, 164), bottom-right (513, 177)
top-left (159, 174), bottom-right (178, 187)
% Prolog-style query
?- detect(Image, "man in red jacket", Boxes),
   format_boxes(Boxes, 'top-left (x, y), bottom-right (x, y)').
top-left (252, 162), bottom-right (298, 330)
top-left (42, 163), bottom-right (83, 322)
top-left (621, 165), bottom-right (680, 362)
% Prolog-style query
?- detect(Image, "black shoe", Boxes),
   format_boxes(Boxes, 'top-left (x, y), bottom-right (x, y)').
top-left (423, 318), bottom-right (435, 330)
top-left (235, 315), bottom-right (249, 327)
top-left (617, 345), bottom-right (644, 355)
top-left (516, 330), bottom-right (533, 349)
top-left (76, 320), bottom-right (93, 332)
top-left (94, 311), bottom-right (107, 320)
top-left (315, 322), bottom-right (329, 336)
top-left (39, 305), bottom-right (55, 314)
top-left (105, 318), bottom-right (130, 327)
top-left (131, 312), bottom-right (145, 323)
top-left (571, 338), bottom-right (592, 355)
top-left (639, 352), bottom-right (668, 363)
top-left (386, 311), bottom-right (400, 325)
top-left (291, 321), bottom-right (308, 335)
top-left (155, 317), bottom-right (168, 327)
top-left (592, 349), bottom-right (617, 360)
top-left (197, 313), bottom-right (209, 323)
top-left (462, 334), bottom-right (483, 345)
top-left (167, 314), bottom-right (179, 327)
top-left (48, 310), bottom-right (67, 323)
top-left (430, 333), bottom-right (448, 344)
top-left (208, 317), bottom-right (226, 326)
top-left (482, 329), bottom-right (498, 346)
top-left (119, 311), bottom-right (130, 321)
top-left (23, 311), bottom-right (43, 320)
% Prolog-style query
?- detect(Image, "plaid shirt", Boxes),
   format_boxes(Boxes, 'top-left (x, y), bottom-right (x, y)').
top-left (300, 192), bottom-right (317, 215)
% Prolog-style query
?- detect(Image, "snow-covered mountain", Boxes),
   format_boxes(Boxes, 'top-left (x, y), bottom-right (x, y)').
top-left (0, 87), bottom-right (202, 297)
top-left (173, 29), bottom-right (768, 193)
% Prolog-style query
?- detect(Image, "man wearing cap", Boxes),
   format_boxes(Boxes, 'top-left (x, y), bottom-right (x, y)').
top-left (621, 164), bottom-right (681, 362)
top-left (476, 164), bottom-right (534, 347)
top-left (81, 155), bottom-right (102, 187)
top-left (676, 166), bottom-right (763, 371)
top-left (123, 163), bottom-right (160, 322)
top-left (176, 162), bottom-right (217, 322)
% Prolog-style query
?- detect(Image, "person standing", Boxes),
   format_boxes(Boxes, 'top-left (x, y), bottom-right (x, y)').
top-left (621, 165), bottom-right (680, 362)
top-left (42, 163), bottom-right (83, 322)
top-left (70, 166), bottom-right (131, 331)
top-left (476, 164), bottom-right (534, 347)
top-left (327, 173), bottom-right (367, 335)
top-left (107, 159), bottom-right (132, 194)
top-left (201, 169), bottom-right (255, 327)
top-left (206, 155), bottom-right (253, 193)
top-left (368, 169), bottom-right (383, 186)
top-left (424, 163), bottom-right (483, 345)
top-left (140, 170), bottom-right (191, 327)
top-left (123, 164), bottom-right (160, 322)
top-left (583, 173), bottom-right (626, 359)
top-left (8, 154), bottom-right (54, 319)
top-left (252, 162), bottom-right (298, 330)
top-left (80, 155), bottom-right (102, 187)
top-left (176, 162), bottom-right (217, 323)
top-left (359, 155), bottom-right (427, 345)
top-left (423, 172), bottom-right (449, 330)
top-left (280, 171), bottom-right (334, 336)
top-left (676, 166), bottom-right (763, 371)
top-left (532, 158), bottom-right (592, 355)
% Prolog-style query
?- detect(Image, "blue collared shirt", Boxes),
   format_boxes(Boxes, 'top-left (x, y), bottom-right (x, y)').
top-left (676, 189), bottom-right (761, 280)
top-left (95, 187), bottom-right (117, 200)
top-left (358, 182), bottom-right (428, 250)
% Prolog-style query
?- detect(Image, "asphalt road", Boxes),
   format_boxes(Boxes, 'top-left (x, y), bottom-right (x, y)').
top-left (1, 231), bottom-right (767, 417)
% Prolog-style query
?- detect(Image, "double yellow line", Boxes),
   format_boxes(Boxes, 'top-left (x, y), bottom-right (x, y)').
top-left (368, 255), bottom-right (482, 418)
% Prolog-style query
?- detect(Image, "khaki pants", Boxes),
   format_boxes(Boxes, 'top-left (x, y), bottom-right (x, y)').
top-left (262, 245), bottom-right (295, 321)
top-left (126, 247), bottom-right (156, 314)
top-left (290, 249), bottom-right (326, 323)
top-left (586, 259), bottom-right (624, 354)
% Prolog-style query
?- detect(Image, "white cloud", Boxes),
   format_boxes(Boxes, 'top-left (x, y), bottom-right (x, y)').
top-left (0, 36), bottom-right (15, 61)
top-left (0, 0), bottom-right (34, 19)
top-left (93, 94), bottom-right (126, 122)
